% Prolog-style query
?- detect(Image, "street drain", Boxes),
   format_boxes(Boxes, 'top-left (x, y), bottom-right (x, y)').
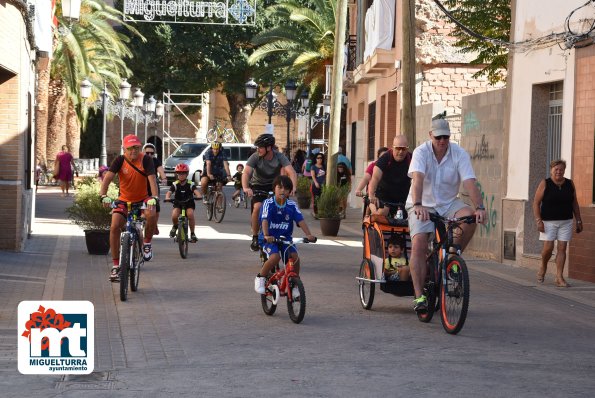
top-left (55, 371), bottom-right (115, 390)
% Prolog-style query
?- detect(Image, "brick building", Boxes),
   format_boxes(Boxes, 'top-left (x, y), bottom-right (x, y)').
top-left (0, 0), bottom-right (39, 250)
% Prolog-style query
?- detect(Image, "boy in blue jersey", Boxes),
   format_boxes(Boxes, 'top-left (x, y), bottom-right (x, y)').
top-left (254, 175), bottom-right (316, 294)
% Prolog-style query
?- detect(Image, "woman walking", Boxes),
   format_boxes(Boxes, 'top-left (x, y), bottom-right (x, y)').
top-left (54, 145), bottom-right (76, 197)
top-left (310, 152), bottom-right (326, 216)
top-left (533, 159), bottom-right (583, 287)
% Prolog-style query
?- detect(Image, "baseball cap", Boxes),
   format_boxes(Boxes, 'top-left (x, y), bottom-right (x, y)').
top-left (123, 134), bottom-right (142, 148)
top-left (430, 118), bottom-right (451, 136)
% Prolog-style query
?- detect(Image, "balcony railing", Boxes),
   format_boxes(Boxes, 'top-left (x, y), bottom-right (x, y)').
top-left (346, 35), bottom-right (357, 72)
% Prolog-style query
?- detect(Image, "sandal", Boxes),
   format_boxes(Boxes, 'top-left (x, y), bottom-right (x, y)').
top-left (555, 278), bottom-right (570, 288)
top-left (537, 269), bottom-right (546, 283)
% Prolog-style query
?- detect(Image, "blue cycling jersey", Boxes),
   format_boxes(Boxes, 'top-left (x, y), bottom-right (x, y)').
top-left (259, 197), bottom-right (304, 241)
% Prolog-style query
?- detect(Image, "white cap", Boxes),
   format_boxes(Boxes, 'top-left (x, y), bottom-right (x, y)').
top-left (431, 118), bottom-right (451, 136)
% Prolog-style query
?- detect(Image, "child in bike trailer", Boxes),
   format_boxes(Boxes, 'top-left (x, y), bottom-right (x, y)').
top-left (166, 163), bottom-right (201, 242)
top-left (383, 236), bottom-right (410, 282)
top-left (254, 175), bottom-right (316, 294)
top-left (231, 164), bottom-right (244, 201)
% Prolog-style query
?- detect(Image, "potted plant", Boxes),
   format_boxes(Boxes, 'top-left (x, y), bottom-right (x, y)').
top-left (66, 177), bottom-right (118, 255)
top-left (316, 184), bottom-right (349, 236)
top-left (296, 176), bottom-right (312, 209)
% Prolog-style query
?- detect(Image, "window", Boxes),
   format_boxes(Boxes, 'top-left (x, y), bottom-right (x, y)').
top-left (367, 102), bottom-right (376, 161)
top-left (546, 82), bottom-right (563, 175)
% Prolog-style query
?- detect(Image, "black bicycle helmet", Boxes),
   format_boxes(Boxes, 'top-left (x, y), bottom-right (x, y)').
top-left (254, 133), bottom-right (275, 148)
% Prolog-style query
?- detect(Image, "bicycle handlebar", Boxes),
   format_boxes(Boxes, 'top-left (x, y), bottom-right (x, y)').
top-left (429, 213), bottom-right (477, 225)
top-left (273, 236), bottom-right (317, 245)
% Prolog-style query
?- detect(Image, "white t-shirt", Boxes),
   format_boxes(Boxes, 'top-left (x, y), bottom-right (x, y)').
top-left (406, 141), bottom-right (476, 215)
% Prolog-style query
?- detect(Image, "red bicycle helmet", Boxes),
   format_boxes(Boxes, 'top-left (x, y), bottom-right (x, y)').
top-left (175, 163), bottom-right (189, 173)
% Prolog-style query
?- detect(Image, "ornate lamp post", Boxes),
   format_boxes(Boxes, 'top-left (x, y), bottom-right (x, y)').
top-left (133, 88), bottom-right (145, 136)
top-left (245, 78), bottom-right (298, 152)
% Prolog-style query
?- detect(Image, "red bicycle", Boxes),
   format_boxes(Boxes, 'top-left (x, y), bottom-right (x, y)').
top-left (260, 236), bottom-right (316, 324)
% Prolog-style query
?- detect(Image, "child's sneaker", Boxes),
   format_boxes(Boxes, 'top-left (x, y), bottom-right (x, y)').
top-left (190, 232), bottom-right (198, 242)
top-left (169, 226), bottom-right (177, 238)
top-left (143, 243), bottom-right (153, 261)
top-left (254, 276), bottom-right (266, 294)
top-left (109, 267), bottom-right (120, 282)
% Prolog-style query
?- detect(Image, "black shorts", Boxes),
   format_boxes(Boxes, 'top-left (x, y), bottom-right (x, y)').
top-left (251, 184), bottom-right (272, 204)
top-left (173, 202), bottom-right (195, 210)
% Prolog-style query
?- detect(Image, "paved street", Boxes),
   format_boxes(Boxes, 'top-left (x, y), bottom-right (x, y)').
top-left (1, 186), bottom-right (594, 397)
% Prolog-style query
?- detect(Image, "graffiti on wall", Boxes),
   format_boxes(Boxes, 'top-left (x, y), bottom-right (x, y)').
top-left (472, 135), bottom-right (495, 160)
top-left (462, 111), bottom-right (480, 135)
top-left (476, 181), bottom-right (498, 237)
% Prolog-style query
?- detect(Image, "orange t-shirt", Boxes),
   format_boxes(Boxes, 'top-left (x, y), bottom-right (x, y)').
top-left (109, 155), bottom-right (155, 202)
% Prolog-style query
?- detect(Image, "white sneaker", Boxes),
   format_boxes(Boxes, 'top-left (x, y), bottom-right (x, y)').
top-left (254, 276), bottom-right (266, 294)
top-left (291, 286), bottom-right (300, 299)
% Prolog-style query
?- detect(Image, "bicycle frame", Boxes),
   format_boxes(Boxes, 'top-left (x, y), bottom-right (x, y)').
top-left (264, 238), bottom-right (303, 303)
top-left (428, 213), bottom-right (475, 274)
top-left (120, 201), bottom-right (145, 260)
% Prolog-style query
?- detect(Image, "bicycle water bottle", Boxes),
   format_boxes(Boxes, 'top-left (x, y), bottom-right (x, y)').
top-left (396, 208), bottom-right (403, 220)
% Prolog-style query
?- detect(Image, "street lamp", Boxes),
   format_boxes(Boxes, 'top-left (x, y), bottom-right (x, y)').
top-left (61, 0), bottom-right (82, 21)
top-left (133, 88), bottom-right (144, 136)
top-left (118, 79), bottom-right (131, 153)
top-left (245, 78), bottom-right (298, 149)
top-left (295, 91), bottom-right (331, 155)
top-left (80, 78), bottom-right (109, 166)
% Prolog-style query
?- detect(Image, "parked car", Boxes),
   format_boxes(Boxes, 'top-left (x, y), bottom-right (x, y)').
top-left (164, 143), bottom-right (254, 185)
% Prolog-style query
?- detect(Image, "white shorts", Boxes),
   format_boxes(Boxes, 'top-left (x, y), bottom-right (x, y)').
top-left (540, 219), bottom-right (573, 242)
top-left (406, 198), bottom-right (469, 238)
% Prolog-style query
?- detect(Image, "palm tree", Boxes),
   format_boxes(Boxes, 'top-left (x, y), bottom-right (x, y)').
top-left (248, 0), bottom-right (336, 100)
top-left (40, 0), bottom-right (141, 163)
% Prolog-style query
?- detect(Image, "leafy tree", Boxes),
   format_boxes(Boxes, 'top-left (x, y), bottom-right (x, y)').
top-left (442, 0), bottom-right (511, 84)
top-left (248, 0), bottom-right (336, 103)
top-left (116, 0), bottom-right (275, 140)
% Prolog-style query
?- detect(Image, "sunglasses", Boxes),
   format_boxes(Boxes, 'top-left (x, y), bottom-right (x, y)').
top-left (126, 146), bottom-right (141, 151)
top-left (433, 135), bottom-right (450, 141)
top-left (393, 146), bottom-right (408, 151)
top-left (145, 151), bottom-right (155, 155)
top-left (316, 157), bottom-right (323, 160)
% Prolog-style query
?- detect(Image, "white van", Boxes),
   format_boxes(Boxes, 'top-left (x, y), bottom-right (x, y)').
top-left (163, 143), bottom-right (254, 185)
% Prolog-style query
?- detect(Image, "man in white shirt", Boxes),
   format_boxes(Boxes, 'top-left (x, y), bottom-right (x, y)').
top-left (406, 117), bottom-right (486, 313)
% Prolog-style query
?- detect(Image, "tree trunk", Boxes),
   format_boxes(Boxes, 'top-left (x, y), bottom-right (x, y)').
top-left (226, 93), bottom-right (252, 143)
top-left (47, 79), bottom-right (68, 165)
top-left (35, 63), bottom-right (51, 167)
top-left (66, 102), bottom-right (80, 158)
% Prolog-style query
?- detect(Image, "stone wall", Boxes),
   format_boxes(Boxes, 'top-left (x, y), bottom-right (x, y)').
top-left (459, 89), bottom-right (506, 260)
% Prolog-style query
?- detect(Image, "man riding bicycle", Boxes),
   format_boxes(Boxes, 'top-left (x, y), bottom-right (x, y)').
top-left (200, 141), bottom-right (232, 202)
top-left (368, 135), bottom-right (412, 217)
top-left (406, 117), bottom-right (486, 313)
top-left (242, 133), bottom-right (297, 252)
top-left (99, 134), bottom-right (159, 282)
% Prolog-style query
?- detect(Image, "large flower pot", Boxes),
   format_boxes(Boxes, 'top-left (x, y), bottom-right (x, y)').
top-left (319, 218), bottom-right (341, 237)
top-left (84, 230), bottom-right (110, 255)
top-left (296, 194), bottom-right (311, 209)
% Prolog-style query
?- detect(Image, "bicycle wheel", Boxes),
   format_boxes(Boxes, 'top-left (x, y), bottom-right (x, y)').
top-left (223, 128), bottom-right (235, 143)
top-left (206, 193), bottom-right (214, 221)
top-left (213, 191), bottom-right (226, 223)
top-left (287, 277), bottom-right (306, 324)
top-left (418, 253), bottom-right (438, 323)
top-left (440, 255), bottom-right (470, 334)
top-left (206, 128), bottom-right (217, 142)
top-left (261, 281), bottom-right (277, 316)
top-left (119, 234), bottom-right (130, 302)
top-left (234, 194), bottom-right (240, 208)
top-left (130, 235), bottom-right (142, 292)
top-left (358, 259), bottom-right (375, 310)
top-left (177, 218), bottom-right (188, 258)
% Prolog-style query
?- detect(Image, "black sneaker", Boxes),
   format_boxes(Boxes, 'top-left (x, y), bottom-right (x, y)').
top-left (169, 226), bottom-right (177, 238)
top-left (109, 266), bottom-right (120, 282)
top-left (413, 295), bottom-right (428, 313)
top-left (190, 232), bottom-right (198, 242)
top-left (250, 235), bottom-right (259, 252)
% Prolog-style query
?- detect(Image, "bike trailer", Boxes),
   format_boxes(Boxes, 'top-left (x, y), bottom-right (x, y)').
top-left (362, 215), bottom-right (414, 297)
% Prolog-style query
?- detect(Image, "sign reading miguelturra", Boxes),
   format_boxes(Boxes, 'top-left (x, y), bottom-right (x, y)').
top-left (123, 0), bottom-right (257, 25)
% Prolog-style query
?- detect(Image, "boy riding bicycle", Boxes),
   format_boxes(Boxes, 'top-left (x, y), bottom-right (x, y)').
top-left (166, 164), bottom-right (201, 242)
top-left (254, 175), bottom-right (315, 294)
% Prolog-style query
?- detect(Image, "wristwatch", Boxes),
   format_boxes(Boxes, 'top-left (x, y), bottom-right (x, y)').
top-left (476, 205), bottom-right (485, 210)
